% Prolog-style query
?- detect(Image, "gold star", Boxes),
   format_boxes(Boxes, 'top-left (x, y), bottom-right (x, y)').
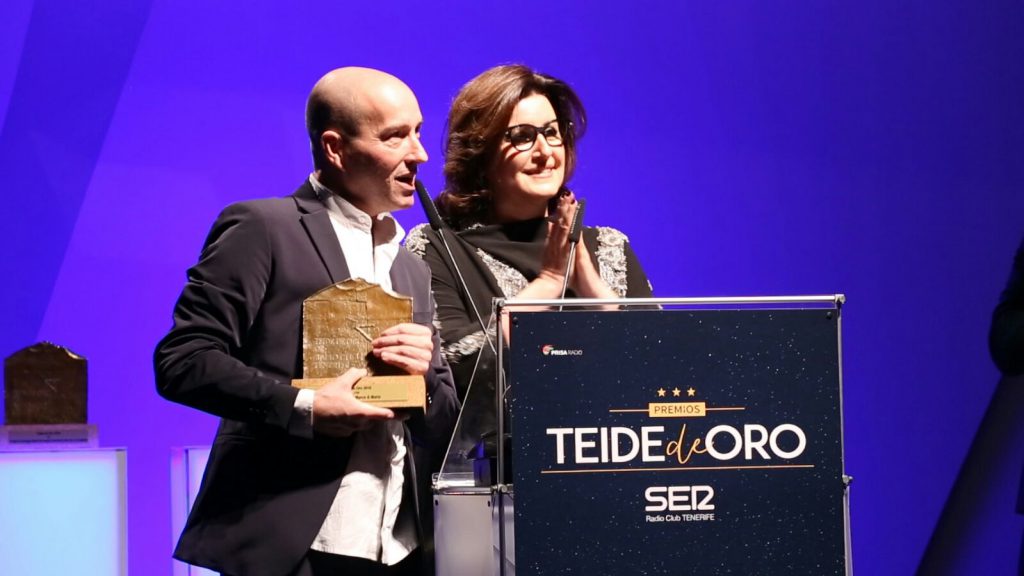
top-left (657, 388), bottom-right (666, 397)
top-left (687, 387), bottom-right (696, 397)
top-left (672, 388), bottom-right (681, 397)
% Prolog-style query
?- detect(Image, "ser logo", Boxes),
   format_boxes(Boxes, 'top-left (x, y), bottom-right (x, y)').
top-left (644, 485), bottom-right (715, 512)
top-left (541, 344), bottom-right (583, 357)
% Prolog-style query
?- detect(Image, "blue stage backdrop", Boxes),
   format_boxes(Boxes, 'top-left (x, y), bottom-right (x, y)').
top-left (1, 2), bottom-right (1022, 575)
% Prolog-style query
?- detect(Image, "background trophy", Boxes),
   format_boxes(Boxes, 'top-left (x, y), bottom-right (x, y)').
top-left (2, 341), bottom-right (98, 449)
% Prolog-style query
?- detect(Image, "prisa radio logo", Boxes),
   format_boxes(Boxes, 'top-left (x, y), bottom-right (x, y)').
top-left (541, 344), bottom-right (583, 356)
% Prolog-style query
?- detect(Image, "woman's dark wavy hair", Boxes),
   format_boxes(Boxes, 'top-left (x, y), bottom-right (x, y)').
top-left (437, 64), bottom-right (586, 228)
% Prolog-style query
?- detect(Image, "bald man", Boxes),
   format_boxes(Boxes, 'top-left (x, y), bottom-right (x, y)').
top-left (155, 68), bottom-right (458, 576)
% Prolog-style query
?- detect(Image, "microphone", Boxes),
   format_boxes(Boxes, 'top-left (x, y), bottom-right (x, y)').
top-left (568, 197), bottom-right (586, 243)
top-left (415, 180), bottom-right (495, 353)
top-left (559, 198), bottom-right (586, 301)
top-left (416, 178), bottom-right (445, 232)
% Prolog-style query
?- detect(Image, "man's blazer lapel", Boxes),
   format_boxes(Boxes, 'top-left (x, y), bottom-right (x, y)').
top-left (390, 250), bottom-right (418, 298)
top-left (293, 181), bottom-right (350, 283)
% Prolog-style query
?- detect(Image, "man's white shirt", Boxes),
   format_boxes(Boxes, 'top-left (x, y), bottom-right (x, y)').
top-left (289, 174), bottom-right (417, 565)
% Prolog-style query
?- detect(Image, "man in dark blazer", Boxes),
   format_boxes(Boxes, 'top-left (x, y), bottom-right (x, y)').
top-left (989, 235), bottom-right (1024, 574)
top-left (155, 67), bottom-right (458, 576)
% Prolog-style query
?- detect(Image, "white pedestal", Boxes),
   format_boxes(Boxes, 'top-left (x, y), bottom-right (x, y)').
top-left (170, 446), bottom-right (214, 576)
top-left (0, 448), bottom-right (127, 576)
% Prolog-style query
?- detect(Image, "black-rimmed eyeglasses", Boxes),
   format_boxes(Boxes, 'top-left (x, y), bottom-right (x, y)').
top-left (503, 121), bottom-right (566, 152)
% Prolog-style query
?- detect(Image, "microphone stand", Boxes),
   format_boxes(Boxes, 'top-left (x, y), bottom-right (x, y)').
top-left (415, 180), bottom-right (495, 353)
top-left (558, 198), bottom-right (586, 310)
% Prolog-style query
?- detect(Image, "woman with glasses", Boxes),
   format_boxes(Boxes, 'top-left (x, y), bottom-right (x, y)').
top-left (406, 64), bottom-right (652, 405)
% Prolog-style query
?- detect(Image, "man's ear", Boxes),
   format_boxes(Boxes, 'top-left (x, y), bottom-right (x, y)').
top-left (320, 130), bottom-right (345, 171)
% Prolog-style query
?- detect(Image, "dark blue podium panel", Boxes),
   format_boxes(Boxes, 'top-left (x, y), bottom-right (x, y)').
top-left (508, 309), bottom-right (846, 575)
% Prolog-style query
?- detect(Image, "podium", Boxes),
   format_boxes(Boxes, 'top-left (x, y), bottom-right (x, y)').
top-left (434, 296), bottom-right (851, 575)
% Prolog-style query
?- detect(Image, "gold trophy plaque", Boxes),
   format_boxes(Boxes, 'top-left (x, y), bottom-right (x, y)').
top-left (293, 279), bottom-right (426, 410)
top-left (2, 342), bottom-right (98, 448)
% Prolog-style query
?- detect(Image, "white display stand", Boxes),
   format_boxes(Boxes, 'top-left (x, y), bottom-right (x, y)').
top-left (0, 448), bottom-right (127, 576)
top-left (170, 446), bottom-right (214, 576)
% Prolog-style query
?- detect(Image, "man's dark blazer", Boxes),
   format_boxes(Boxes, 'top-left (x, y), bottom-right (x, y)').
top-left (155, 180), bottom-right (459, 576)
